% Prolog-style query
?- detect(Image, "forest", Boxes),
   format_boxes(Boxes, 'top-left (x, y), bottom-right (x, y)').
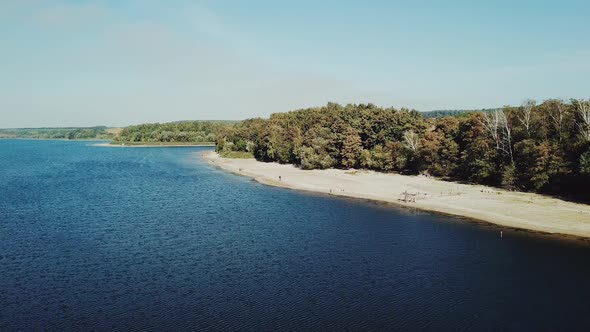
top-left (0, 127), bottom-right (114, 140)
top-left (216, 100), bottom-right (590, 200)
top-left (113, 121), bottom-right (233, 144)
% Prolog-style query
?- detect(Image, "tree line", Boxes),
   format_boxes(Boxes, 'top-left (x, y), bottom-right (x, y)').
top-left (216, 100), bottom-right (590, 201)
top-left (114, 121), bottom-right (233, 143)
top-left (421, 108), bottom-right (500, 118)
top-left (0, 127), bottom-right (113, 140)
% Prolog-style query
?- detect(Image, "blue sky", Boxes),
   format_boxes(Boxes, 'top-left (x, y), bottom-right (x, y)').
top-left (1, 0), bottom-right (589, 127)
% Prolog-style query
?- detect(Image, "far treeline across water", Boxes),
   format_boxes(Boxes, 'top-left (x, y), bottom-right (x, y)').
top-left (112, 121), bottom-right (235, 145)
top-left (0, 127), bottom-right (116, 140)
top-left (216, 100), bottom-right (590, 201)
top-left (0, 121), bottom-right (232, 145)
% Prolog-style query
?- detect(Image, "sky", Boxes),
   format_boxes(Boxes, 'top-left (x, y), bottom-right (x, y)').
top-left (1, 0), bottom-right (589, 128)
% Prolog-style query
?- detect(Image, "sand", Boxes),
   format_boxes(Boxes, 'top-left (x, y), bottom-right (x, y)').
top-left (202, 151), bottom-right (590, 238)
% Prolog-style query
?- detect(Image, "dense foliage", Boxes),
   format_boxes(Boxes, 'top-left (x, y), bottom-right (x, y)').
top-left (0, 127), bottom-right (113, 140)
top-left (217, 100), bottom-right (590, 200)
top-left (114, 121), bottom-right (233, 143)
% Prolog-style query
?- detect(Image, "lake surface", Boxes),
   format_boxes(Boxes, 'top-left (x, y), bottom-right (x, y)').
top-left (1, 140), bottom-right (589, 331)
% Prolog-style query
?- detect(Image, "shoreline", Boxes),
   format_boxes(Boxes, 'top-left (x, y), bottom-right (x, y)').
top-left (202, 151), bottom-right (590, 239)
top-left (0, 138), bottom-right (109, 142)
top-left (0, 139), bottom-right (214, 147)
top-left (93, 142), bottom-right (215, 148)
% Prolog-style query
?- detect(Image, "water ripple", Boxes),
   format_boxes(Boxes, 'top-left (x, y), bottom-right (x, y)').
top-left (0, 140), bottom-right (589, 331)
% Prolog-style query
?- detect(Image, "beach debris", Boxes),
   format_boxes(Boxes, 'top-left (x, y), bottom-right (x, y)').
top-left (401, 190), bottom-right (417, 203)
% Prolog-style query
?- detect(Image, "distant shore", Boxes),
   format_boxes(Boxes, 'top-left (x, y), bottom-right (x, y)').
top-left (93, 142), bottom-right (215, 148)
top-left (0, 138), bottom-right (216, 147)
top-left (202, 151), bottom-right (590, 239)
top-left (0, 137), bottom-right (108, 141)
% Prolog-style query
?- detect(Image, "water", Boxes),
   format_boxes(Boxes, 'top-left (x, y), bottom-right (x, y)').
top-left (1, 140), bottom-right (589, 331)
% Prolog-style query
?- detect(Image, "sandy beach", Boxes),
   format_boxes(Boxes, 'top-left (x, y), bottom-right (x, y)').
top-left (203, 151), bottom-right (590, 238)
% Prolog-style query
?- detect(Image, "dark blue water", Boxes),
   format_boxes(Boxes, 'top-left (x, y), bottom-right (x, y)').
top-left (1, 140), bottom-right (589, 331)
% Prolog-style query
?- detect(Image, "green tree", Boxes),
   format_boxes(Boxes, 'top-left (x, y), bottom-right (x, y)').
top-left (501, 163), bottom-right (517, 191)
top-left (458, 113), bottom-right (499, 184)
top-left (341, 131), bottom-right (363, 168)
top-left (580, 150), bottom-right (590, 175)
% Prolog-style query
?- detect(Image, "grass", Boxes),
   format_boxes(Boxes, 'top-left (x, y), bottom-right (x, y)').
top-left (219, 151), bottom-right (255, 159)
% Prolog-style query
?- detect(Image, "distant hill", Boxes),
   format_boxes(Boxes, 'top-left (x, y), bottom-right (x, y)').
top-left (0, 126), bottom-right (117, 140)
top-left (164, 120), bottom-right (239, 125)
top-left (421, 108), bottom-right (499, 118)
